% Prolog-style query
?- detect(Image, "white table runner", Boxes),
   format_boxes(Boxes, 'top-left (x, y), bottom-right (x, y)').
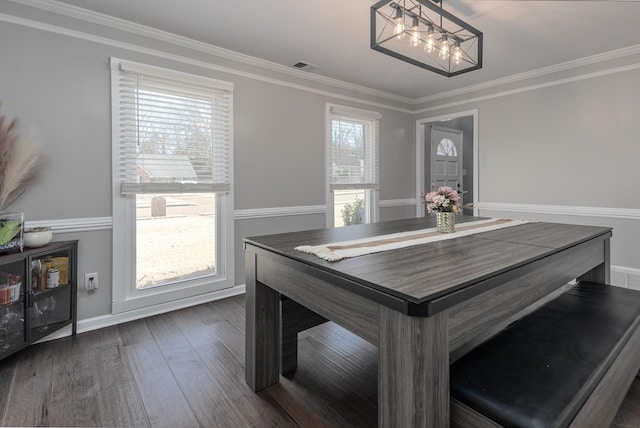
top-left (295, 218), bottom-right (530, 261)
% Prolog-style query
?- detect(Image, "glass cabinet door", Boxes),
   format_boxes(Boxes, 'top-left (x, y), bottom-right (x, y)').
top-left (29, 248), bottom-right (72, 341)
top-left (0, 260), bottom-right (26, 356)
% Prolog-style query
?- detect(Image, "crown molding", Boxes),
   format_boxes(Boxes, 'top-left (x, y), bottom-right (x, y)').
top-left (9, 0), bottom-right (413, 105)
top-left (0, 12), bottom-right (413, 114)
top-left (478, 202), bottom-right (640, 221)
top-left (412, 43), bottom-right (640, 105)
top-left (413, 61), bottom-right (640, 115)
top-left (6, 0), bottom-right (640, 111)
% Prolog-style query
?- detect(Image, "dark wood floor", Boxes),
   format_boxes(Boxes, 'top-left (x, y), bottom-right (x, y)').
top-left (0, 294), bottom-right (638, 427)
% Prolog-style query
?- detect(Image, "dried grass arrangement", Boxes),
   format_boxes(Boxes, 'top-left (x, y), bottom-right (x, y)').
top-left (0, 102), bottom-right (43, 211)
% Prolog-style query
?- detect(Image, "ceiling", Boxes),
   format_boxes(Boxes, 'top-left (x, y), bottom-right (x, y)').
top-left (52, 0), bottom-right (640, 100)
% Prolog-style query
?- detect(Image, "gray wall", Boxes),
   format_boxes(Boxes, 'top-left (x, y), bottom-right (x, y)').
top-left (2, 2), bottom-right (638, 324)
top-left (415, 62), bottom-right (640, 271)
top-left (0, 10), bottom-right (416, 322)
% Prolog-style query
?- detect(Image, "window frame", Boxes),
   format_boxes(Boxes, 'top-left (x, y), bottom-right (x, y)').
top-left (325, 103), bottom-right (380, 228)
top-left (110, 58), bottom-right (234, 314)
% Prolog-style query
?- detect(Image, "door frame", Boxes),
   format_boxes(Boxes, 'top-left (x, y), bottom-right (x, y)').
top-left (415, 109), bottom-right (479, 217)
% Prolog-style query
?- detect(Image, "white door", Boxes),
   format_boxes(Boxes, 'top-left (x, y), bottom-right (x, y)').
top-left (430, 126), bottom-right (463, 203)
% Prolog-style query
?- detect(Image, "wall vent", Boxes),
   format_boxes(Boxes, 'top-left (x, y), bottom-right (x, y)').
top-left (292, 61), bottom-right (318, 72)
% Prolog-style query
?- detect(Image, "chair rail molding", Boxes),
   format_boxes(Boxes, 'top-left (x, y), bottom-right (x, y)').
top-left (234, 205), bottom-right (326, 220)
top-left (478, 202), bottom-right (640, 221)
top-left (25, 217), bottom-right (113, 233)
top-left (379, 198), bottom-right (417, 208)
top-left (235, 200), bottom-right (416, 221)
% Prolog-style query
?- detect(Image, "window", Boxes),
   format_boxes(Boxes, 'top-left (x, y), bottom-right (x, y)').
top-left (111, 58), bottom-right (234, 313)
top-left (436, 138), bottom-right (457, 157)
top-left (326, 104), bottom-right (380, 227)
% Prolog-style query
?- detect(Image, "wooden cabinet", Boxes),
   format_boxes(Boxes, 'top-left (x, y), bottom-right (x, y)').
top-left (0, 240), bottom-right (77, 360)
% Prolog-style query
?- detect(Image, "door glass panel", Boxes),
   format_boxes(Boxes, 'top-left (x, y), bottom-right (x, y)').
top-left (436, 138), bottom-right (457, 157)
top-left (0, 260), bottom-right (25, 354)
top-left (30, 250), bottom-right (72, 341)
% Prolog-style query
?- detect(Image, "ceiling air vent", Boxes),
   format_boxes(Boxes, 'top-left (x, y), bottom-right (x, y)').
top-left (292, 61), bottom-right (318, 72)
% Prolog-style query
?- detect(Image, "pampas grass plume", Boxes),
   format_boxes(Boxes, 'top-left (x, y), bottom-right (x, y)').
top-left (0, 104), bottom-right (44, 211)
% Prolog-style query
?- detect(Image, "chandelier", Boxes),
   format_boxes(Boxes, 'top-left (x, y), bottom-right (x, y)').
top-left (371, 0), bottom-right (483, 77)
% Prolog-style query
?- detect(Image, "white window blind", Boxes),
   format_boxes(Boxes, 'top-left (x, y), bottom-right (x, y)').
top-left (112, 59), bottom-right (233, 195)
top-left (327, 105), bottom-right (381, 190)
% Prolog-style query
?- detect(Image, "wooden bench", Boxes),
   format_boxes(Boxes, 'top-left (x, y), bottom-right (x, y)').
top-left (450, 281), bottom-right (640, 428)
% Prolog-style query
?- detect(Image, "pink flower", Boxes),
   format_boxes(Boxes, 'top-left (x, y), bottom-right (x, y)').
top-left (424, 191), bottom-right (438, 203)
top-left (422, 184), bottom-right (463, 214)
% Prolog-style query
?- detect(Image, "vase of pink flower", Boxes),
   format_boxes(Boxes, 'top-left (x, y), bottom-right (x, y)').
top-left (423, 185), bottom-right (461, 233)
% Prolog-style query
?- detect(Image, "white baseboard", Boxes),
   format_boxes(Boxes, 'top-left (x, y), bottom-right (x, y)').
top-left (611, 266), bottom-right (640, 291)
top-left (36, 284), bottom-right (246, 343)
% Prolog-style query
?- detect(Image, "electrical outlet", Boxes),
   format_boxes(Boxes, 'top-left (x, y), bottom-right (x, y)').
top-left (84, 273), bottom-right (99, 291)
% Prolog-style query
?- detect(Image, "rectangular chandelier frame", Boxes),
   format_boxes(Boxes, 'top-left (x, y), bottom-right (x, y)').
top-left (371, 0), bottom-right (483, 77)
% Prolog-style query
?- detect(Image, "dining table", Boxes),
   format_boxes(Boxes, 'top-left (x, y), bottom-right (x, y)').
top-left (244, 215), bottom-right (612, 427)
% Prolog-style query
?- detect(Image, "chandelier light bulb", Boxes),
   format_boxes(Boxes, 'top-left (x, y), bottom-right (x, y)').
top-left (411, 16), bottom-right (420, 47)
top-left (439, 35), bottom-right (449, 60)
top-left (425, 25), bottom-right (435, 53)
top-left (453, 40), bottom-right (462, 64)
top-left (394, 8), bottom-right (405, 39)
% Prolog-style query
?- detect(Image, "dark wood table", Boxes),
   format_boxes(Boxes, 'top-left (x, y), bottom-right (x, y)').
top-left (244, 216), bottom-right (611, 427)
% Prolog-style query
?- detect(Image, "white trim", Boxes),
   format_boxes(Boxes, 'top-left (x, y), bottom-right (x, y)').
top-left (613, 266), bottom-right (640, 276)
top-left (413, 44), bottom-right (640, 105)
top-left (9, 0), bottom-right (413, 105)
top-left (25, 217), bottom-right (112, 233)
top-left (19, 203), bottom-right (412, 231)
top-left (116, 58), bottom-right (235, 91)
top-left (36, 284), bottom-right (246, 342)
top-left (379, 198), bottom-right (417, 208)
top-left (478, 202), bottom-right (640, 221)
top-left (611, 266), bottom-right (640, 290)
top-left (414, 62), bottom-right (640, 114)
top-left (0, 12), bottom-right (412, 115)
top-left (6, 0), bottom-right (640, 111)
top-left (110, 59), bottom-right (236, 313)
top-left (415, 110), bottom-right (480, 218)
top-left (326, 103), bottom-right (380, 227)
top-left (234, 205), bottom-right (326, 220)
top-left (328, 104), bottom-right (383, 120)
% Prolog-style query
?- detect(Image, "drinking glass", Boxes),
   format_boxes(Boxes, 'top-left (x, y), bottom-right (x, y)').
top-left (31, 259), bottom-right (42, 290)
top-left (34, 296), bottom-right (56, 332)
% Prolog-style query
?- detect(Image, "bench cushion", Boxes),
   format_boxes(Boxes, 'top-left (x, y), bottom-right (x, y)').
top-left (450, 281), bottom-right (640, 428)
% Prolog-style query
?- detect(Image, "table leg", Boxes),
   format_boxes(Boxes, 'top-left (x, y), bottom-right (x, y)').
top-left (577, 238), bottom-right (611, 284)
top-left (378, 306), bottom-right (449, 427)
top-left (281, 298), bottom-right (298, 375)
top-left (245, 249), bottom-right (280, 391)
